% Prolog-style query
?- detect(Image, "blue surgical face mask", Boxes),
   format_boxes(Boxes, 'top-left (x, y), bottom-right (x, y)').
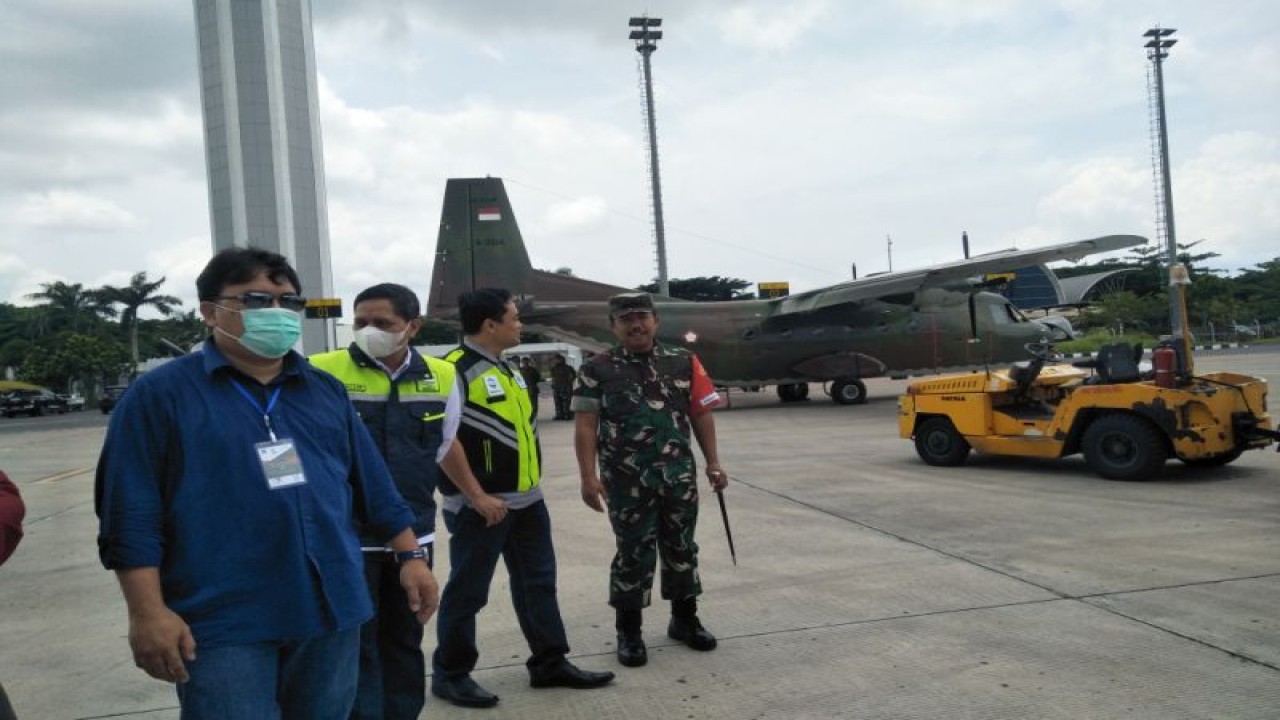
top-left (216, 306), bottom-right (302, 358)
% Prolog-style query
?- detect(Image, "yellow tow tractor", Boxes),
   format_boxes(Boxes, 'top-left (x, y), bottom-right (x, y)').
top-left (897, 266), bottom-right (1279, 480)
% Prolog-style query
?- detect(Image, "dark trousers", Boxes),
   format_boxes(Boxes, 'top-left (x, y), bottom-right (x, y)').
top-left (552, 387), bottom-right (573, 419)
top-left (351, 546), bottom-right (433, 720)
top-left (432, 500), bottom-right (569, 680)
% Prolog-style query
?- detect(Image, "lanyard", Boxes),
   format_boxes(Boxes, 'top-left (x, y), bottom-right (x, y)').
top-left (230, 380), bottom-right (283, 442)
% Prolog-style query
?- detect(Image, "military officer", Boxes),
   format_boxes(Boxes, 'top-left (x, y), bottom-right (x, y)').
top-left (572, 292), bottom-right (728, 668)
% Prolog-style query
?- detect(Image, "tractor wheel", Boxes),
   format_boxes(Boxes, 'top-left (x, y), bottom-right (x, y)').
top-left (1179, 447), bottom-right (1244, 467)
top-left (1082, 414), bottom-right (1168, 480)
top-left (832, 378), bottom-right (868, 405)
top-left (914, 417), bottom-right (971, 466)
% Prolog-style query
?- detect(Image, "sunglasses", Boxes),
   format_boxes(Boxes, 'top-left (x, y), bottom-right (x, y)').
top-left (215, 292), bottom-right (308, 312)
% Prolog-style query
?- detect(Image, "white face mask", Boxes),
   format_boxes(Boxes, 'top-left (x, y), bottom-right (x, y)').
top-left (354, 326), bottom-right (407, 360)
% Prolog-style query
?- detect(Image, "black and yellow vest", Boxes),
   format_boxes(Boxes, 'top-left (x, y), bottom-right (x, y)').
top-left (442, 343), bottom-right (541, 495)
top-left (310, 344), bottom-right (456, 541)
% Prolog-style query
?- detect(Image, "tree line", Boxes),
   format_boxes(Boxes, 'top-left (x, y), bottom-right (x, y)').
top-left (11, 244), bottom-right (1271, 396)
top-left (1, 273), bottom-right (200, 395)
top-left (1056, 243), bottom-right (1280, 339)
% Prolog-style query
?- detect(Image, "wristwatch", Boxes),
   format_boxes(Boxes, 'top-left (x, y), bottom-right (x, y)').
top-left (394, 548), bottom-right (427, 565)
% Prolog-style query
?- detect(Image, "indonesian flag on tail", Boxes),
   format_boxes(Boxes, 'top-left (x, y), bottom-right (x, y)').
top-left (477, 206), bottom-right (501, 222)
top-left (690, 355), bottom-right (726, 414)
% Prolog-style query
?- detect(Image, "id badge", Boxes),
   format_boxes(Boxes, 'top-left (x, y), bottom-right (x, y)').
top-left (483, 375), bottom-right (506, 401)
top-left (256, 438), bottom-right (307, 490)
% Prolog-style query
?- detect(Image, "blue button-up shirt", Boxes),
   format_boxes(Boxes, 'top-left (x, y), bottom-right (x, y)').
top-left (95, 342), bottom-right (415, 649)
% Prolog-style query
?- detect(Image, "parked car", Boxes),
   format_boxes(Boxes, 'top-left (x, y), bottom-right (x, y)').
top-left (99, 385), bottom-right (128, 414)
top-left (62, 393), bottom-right (86, 411)
top-left (3, 388), bottom-right (70, 418)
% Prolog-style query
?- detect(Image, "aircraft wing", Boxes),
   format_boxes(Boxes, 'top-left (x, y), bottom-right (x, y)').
top-left (776, 234), bottom-right (1145, 314)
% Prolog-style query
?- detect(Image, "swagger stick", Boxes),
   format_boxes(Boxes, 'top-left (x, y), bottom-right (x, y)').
top-left (715, 489), bottom-right (737, 566)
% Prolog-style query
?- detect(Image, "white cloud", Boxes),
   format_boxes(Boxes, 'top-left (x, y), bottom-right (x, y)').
top-left (544, 195), bottom-right (609, 236)
top-left (1035, 158), bottom-right (1151, 229)
top-left (1176, 131), bottom-right (1280, 267)
top-left (717, 0), bottom-right (831, 51)
top-left (15, 190), bottom-right (138, 231)
top-left (0, 0), bottom-right (1275, 313)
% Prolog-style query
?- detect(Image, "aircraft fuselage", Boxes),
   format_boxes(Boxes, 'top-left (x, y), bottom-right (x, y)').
top-left (521, 290), bottom-right (1049, 386)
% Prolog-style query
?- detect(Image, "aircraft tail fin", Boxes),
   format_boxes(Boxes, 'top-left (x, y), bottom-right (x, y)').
top-left (427, 177), bottom-right (633, 318)
top-left (428, 177), bottom-right (534, 317)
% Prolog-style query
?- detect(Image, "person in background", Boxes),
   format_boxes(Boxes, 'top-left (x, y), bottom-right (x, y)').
top-left (518, 356), bottom-right (542, 420)
top-left (549, 354), bottom-right (577, 421)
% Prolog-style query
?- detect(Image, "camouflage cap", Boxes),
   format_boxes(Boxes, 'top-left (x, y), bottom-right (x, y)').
top-left (608, 292), bottom-right (655, 316)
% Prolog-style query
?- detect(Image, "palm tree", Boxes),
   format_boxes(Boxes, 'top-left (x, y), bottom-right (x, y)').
top-left (99, 272), bottom-right (183, 365)
top-left (24, 281), bottom-right (117, 334)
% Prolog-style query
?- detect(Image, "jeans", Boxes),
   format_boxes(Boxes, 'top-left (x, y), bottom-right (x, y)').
top-left (351, 547), bottom-right (433, 720)
top-left (175, 627), bottom-right (359, 720)
top-left (432, 500), bottom-right (569, 680)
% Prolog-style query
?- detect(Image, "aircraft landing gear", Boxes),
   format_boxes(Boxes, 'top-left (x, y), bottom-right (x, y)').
top-left (777, 383), bottom-right (810, 402)
top-left (830, 378), bottom-right (868, 405)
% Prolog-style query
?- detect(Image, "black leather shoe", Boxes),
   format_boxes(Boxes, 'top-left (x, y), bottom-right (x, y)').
top-left (668, 616), bottom-right (717, 651)
top-left (616, 632), bottom-right (648, 667)
top-left (431, 675), bottom-right (499, 708)
top-left (529, 660), bottom-right (616, 689)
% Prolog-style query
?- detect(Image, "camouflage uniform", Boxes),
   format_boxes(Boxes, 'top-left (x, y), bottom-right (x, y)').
top-left (572, 342), bottom-right (703, 610)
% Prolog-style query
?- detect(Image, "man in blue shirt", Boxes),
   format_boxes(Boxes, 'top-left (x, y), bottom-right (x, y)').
top-left (96, 248), bottom-right (438, 720)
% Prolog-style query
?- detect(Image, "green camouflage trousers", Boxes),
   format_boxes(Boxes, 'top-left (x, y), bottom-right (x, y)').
top-left (602, 457), bottom-right (702, 610)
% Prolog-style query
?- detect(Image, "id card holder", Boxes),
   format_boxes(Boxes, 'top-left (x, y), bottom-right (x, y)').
top-left (483, 374), bottom-right (506, 403)
top-left (256, 438), bottom-right (307, 490)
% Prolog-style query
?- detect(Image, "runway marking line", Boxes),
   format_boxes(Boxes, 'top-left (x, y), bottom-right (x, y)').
top-left (34, 467), bottom-right (94, 484)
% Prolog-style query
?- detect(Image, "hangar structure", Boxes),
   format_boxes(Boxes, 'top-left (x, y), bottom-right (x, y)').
top-left (1002, 266), bottom-right (1139, 310)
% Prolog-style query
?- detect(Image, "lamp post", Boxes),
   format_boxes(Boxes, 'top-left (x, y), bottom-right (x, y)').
top-left (629, 16), bottom-right (669, 297)
top-left (1145, 26), bottom-right (1181, 338)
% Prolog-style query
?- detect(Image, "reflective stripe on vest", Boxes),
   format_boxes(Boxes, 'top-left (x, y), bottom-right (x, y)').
top-left (445, 347), bottom-right (539, 493)
top-left (309, 350), bottom-right (456, 410)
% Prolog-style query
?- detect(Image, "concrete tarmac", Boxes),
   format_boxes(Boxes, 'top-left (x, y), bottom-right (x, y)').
top-left (2, 348), bottom-right (1278, 719)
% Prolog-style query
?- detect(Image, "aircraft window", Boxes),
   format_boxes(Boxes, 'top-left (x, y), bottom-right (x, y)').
top-left (1005, 303), bottom-right (1028, 323)
top-left (988, 303), bottom-right (1013, 325)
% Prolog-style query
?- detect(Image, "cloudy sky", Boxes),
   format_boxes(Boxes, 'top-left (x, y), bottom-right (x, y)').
top-left (2, 0), bottom-right (1277, 318)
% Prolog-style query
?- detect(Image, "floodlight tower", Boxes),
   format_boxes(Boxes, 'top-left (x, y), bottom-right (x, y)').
top-left (629, 15), bottom-right (669, 297)
top-left (1144, 26), bottom-right (1182, 338)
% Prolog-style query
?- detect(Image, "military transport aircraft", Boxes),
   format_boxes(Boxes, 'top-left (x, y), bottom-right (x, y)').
top-left (426, 177), bottom-right (1144, 404)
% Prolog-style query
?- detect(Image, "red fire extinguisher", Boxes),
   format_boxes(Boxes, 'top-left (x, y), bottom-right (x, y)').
top-left (1153, 345), bottom-right (1177, 388)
